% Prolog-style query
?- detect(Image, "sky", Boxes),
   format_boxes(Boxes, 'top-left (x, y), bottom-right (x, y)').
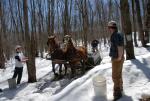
top-left (0, 43), bottom-right (150, 101)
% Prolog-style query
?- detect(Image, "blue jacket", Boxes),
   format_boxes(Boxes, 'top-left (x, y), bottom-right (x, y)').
top-left (109, 32), bottom-right (124, 59)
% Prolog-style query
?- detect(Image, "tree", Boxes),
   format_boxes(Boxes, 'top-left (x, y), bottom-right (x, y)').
top-left (135, 0), bottom-right (147, 47)
top-left (120, 0), bottom-right (135, 60)
top-left (145, 0), bottom-right (150, 34)
top-left (131, 0), bottom-right (138, 47)
top-left (77, 0), bottom-right (89, 47)
top-left (48, 0), bottom-right (55, 36)
top-left (0, 0), bottom-right (5, 69)
top-left (141, 0), bottom-right (149, 44)
top-left (63, 0), bottom-right (70, 35)
top-left (23, 0), bottom-right (37, 83)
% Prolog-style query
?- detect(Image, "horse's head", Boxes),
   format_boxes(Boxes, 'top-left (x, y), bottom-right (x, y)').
top-left (47, 35), bottom-right (59, 53)
top-left (63, 35), bottom-right (74, 49)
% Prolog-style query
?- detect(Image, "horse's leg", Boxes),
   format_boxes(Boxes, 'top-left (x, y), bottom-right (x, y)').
top-left (64, 64), bottom-right (68, 76)
top-left (59, 64), bottom-right (62, 76)
top-left (52, 62), bottom-right (56, 75)
top-left (80, 60), bottom-right (85, 74)
top-left (70, 64), bottom-right (75, 78)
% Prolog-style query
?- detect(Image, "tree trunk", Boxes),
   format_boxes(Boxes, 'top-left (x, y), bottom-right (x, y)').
top-left (81, 0), bottom-right (88, 48)
top-left (108, 0), bottom-right (113, 20)
top-left (0, 0), bottom-right (5, 69)
top-left (141, 0), bottom-right (149, 44)
top-left (48, 0), bottom-right (55, 36)
top-left (135, 0), bottom-right (146, 47)
top-left (145, 0), bottom-right (150, 43)
top-left (131, 0), bottom-right (138, 47)
top-left (63, 0), bottom-right (70, 35)
top-left (120, 0), bottom-right (135, 60)
top-left (30, 0), bottom-right (38, 56)
top-left (23, 0), bottom-right (37, 83)
top-left (0, 34), bottom-right (5, 69)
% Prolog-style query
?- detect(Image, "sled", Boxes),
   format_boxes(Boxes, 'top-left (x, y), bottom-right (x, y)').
top-left (86, 51), bottom-right (102, 68)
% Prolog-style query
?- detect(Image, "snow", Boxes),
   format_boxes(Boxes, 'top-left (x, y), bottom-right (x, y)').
top-left (1, 46), bottom-right (150, 101)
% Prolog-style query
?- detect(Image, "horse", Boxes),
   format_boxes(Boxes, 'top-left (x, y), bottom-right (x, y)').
top-left (63, 35), bottom-right (88, 77)
top-left (47, 35), bottom-right (67, 77)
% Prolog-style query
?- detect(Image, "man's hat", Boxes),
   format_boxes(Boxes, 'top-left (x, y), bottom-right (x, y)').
top-left (108, 20), bottom-right (117, 28)
top-left (15, 45), bottom-right (22, 50)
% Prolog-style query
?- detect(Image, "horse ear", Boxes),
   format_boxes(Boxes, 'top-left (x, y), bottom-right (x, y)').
top-left (47, 41), bottom-right (49, 46)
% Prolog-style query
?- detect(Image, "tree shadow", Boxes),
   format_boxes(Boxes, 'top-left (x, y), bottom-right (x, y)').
top-left (92, 94), bottom-right (133, 101)
top-left (131, 59), bottom-right (150, 79)
top-left (118, 95), bottom-right (133, 101)
top-left (50, 72), bottom-right (99, 101)
top-left (0, 82), bottom-right (28, 100)
top-left (144, 47), bottom-right (150, 52)
top-left (34, 73), bottom-right (76, 94)
top-left (92, 96), bottom-right (107, 101)
top-left (34, 63), bottom-right (89, 94)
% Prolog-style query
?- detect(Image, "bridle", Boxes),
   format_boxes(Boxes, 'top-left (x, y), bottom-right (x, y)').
top-left (47, 40), bottom-right (60, 55)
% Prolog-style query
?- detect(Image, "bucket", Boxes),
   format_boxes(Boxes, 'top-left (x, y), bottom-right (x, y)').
top-left (8, 78), bottom-right (16, 89)
top-left (92, 75), bottom-right (106, 97)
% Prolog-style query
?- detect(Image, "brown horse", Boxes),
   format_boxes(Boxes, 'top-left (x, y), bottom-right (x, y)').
top-left (47, 35), bottom-right (67, 77)
top-left (63, 35), bottom-right (87, 77)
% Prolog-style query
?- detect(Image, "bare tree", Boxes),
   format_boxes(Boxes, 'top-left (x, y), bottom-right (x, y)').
top-left (95, 0), bottom-right (108, 46)
top-left (143, 0), bottom-right (149, 44)
top-left (17, 0), bottom-right (24, 39)
top-left (62, 0), bottom-right (70, 35)
top-left (88, 0), bottom-right (95, 40)
top-left (0, 0), bottom-right (5, 69)
top-left (135, 0), bottom-right (146, 47)
top-left (77, 0), bottom-right (89, 47)
top-left (120, 0), bottom-right (135, 59)
top-left (23, 0), bottom-right (37, 82)
top-left (131, 0), bottom-right (138, 47)
top-left (145, 0), bottom-right (150, 27)
top-left (48, 0), bottom-right (55, 36)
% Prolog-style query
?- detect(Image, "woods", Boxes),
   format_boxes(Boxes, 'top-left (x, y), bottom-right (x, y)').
top-left (0, 0), bottom-right (150, 82)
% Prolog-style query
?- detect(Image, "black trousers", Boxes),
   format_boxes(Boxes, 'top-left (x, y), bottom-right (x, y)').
top-left (12, 67), bottom-right (23, 84)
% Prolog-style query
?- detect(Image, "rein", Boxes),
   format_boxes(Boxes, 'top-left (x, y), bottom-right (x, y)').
top-left (49, 48), bottom-right (57, 55)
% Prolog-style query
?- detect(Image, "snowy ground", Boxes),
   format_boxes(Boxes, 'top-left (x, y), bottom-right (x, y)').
top-left (0, 45), bottom-right (150, 101)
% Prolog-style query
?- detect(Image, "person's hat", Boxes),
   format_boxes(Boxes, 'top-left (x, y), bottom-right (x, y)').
top-left (15, 45), bottom-right (22, 50)
top-left (48, 35), bottom-right (56, 39)
top-left (108, 20), bottom-right (117, 28)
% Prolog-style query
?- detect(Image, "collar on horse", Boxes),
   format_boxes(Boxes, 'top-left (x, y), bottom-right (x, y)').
top-left (49, 47), bottom-right (59, 55)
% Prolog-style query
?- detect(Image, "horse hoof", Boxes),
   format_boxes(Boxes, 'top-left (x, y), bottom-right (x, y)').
top-left (58, 75), bottom-right (63, 79)
top-left (54, 73), bottom-right (59, 76)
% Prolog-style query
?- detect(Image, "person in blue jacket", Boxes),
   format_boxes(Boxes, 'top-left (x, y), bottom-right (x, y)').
top-left (108, 21), bottom-right (124, 101)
